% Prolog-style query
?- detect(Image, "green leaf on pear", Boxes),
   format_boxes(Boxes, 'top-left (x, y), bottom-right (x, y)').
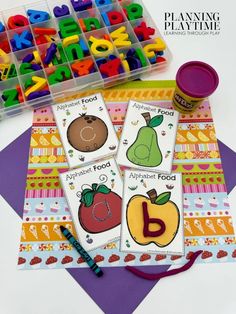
top-left (148, 115), bottom-right (164, 128)
top-left (155, 192), bottom-right (171, 205)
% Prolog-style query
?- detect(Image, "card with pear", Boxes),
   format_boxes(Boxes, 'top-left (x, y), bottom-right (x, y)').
top-left (116, 100), bottom-right (179, 174)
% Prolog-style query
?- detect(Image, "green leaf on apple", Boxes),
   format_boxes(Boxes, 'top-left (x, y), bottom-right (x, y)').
top-left (80, 184), bottom-right (111, 207)
top-left (155, 192), bottom-right (171, 205)
top-left (81, 191), bottom-right (94, 207)
top-left (97, 184), bottom-right (111, 194)
top-left (82, 188), bottom-right (92, 195)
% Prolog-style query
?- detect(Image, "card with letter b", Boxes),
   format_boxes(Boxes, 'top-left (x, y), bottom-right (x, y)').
top-left (116, 100), bottom-right (179, 174)
top-left (120, 170), bottom-right (184, 256)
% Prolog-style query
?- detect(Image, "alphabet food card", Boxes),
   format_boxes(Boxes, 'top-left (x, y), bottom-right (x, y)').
top-left (120, 170), bottom-right (184, 256)
top-left (60, 158), bottom-right (123, 251)
top-left (116, 100), bottom-right (179, 174)
top-left (52, 93), bottom-right (118, 169)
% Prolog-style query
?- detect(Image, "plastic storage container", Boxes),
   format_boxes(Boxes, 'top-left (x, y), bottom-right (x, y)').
top-left (0, 0), bottom-right (172, 119)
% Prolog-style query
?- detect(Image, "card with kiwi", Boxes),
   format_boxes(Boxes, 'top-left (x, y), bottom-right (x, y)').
top-left (120, 170), bottom-right (184, 256)
top-left (52, 93), bottom-right (118, 169)
top-left (116, 100), bottom-right (179, 174)
top-left (60, 158), bottom-right (123, 251)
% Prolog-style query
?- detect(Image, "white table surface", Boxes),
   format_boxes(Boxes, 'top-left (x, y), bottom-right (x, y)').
top-left (0, 0), bottom-right (236, 313)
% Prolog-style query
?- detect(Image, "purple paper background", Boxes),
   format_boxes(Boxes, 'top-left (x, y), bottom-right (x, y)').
top-left (0, 128), bottom-right (235, 314)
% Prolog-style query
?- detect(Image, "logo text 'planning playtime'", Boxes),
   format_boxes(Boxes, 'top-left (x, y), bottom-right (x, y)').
top-left (164, 12), bottom-right (220, 36)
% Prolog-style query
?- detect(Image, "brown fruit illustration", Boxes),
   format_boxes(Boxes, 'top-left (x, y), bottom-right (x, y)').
top-left (67, 114), bottom-right (108, 152)
top-left (127, 189), bottom-right (180, 247)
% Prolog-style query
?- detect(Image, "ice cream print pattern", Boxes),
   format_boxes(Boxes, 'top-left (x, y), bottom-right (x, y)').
top-left (52, 93), bottom-right (118, 169)
top-left (60, 158), bottom-right (123, 251)
top-left (17, 82), bottom-right (236, 269)
top-left (116, 100), bottom-right (179, 174)
top-left (21, 222), bottom-right (75, 242)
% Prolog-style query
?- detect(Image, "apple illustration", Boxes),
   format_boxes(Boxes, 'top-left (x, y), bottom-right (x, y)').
top-left (79, 183), bottom-right (122, 233)
top-left (127, 189), bottom-right (180, 247)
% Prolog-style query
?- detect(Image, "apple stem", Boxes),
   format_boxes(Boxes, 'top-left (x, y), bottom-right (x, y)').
top-left (142, 112), bottom-right (151, 125)
top-left (147, 189), bottom-right (158, 204)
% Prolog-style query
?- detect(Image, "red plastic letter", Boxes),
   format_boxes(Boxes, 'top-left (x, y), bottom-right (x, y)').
top-left (71, 59), bottom-right (94, 76)
top-left (99, 58), bottom-right (121, 77)
top-left (142, 202), bottom-right (166, 237)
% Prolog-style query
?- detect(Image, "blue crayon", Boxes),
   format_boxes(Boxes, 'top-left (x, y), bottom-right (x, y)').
top-left (60, 226), bottom-right (103, 278)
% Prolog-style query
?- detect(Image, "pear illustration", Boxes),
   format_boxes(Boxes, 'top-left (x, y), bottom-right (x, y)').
top-left (127, 112), bottom-right (163, 167)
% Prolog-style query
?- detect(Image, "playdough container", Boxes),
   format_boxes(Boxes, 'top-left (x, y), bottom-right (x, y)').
top-left (173, 61), bottom-right (219, 113)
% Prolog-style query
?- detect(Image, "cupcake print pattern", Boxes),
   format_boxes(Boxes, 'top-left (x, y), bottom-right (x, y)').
top-left (170, 255), bottom-right (182, 263)
top-left (77, 257), bottom-right (85, 265)
top-left (50, 201), bottom-right (60, 213)
top-left (18, 257), bottom-right (26, 269)
top-left (108, 254), bottom-right (120, 266)
top-left (94, 255), bottom-right (105, 265)
top-left (139, 254), bottom-right (151, 265)
top-left (217, 250), bottom-right (228, 262)
top-left (155, 254), bottom-right (167, 263)
top-left (208, 197), bottom-right (219, 208)
top-left (46, 256), bottom-right (58, 268)
top-left (201, 251), bottom-right (213, 262)
top-left (61, 256), bottom-right (73, 267)
top-left (194, 198), bottom-right (205, 208)
top-left (30, 257), bottom-right (42, 269)
top-left (23, 202), bottom-right (32, 214)
top-left (124, 254), bottom-right (136, 265)
top-left (183, 198), bottom-right (190, 209)
top-left (35, 202), bottom-right (45, 214)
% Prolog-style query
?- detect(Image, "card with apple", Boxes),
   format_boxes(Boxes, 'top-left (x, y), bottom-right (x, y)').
top-left (120, 170), bottom-right (184, 256)
top-left (116, 100), bottom-right (179, 174)
top-left (60, 158), bottom-right (123, 251)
